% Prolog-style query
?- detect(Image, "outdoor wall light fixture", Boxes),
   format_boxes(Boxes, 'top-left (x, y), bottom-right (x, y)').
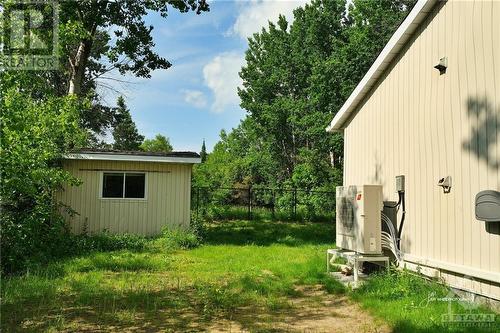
top-left (434, 57), bottom-right (448, 74)
top-left (438, 176), bottom-right (452, 193)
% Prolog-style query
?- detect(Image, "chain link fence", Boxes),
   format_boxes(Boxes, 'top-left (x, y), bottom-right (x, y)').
top-left (192, 186), bottom-right (335, 222)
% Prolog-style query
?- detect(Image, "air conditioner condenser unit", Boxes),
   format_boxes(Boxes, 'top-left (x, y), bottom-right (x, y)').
top-left (336, 185), bottom-right (383, 254)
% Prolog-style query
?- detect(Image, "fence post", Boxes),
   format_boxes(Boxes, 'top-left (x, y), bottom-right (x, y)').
top-left (293, 188), bottom-right (297, 218)
top-left (248, 186), bottom-right (252, 220)
top-left (272, 189), bottom-right (275, 219)
top-left (196, 187), bottom-right (199, 219)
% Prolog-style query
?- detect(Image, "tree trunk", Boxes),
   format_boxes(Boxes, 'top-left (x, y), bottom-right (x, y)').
top-left (330, 151), bottom-right (335, 167)
top-left (68, 39), bottom-right (92, 96)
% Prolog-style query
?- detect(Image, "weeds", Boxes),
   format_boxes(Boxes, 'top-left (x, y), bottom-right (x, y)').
top-left (352, 269), bottom-right (499, 332)
top-left (194, 283), bottom-right (242, 318)
top-left (71, 232), bottom-right (149, 253)
top-left (164, 228), bottom-right (200, 249)
top-left (153, 227), bottom-right (201, 251)
top-left (7, 224), bottom-right (203, 276)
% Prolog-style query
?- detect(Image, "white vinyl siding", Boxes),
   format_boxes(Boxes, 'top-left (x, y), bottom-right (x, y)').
top-left (56, 159), bottom-right (193, 235)
top-left (342, 0), bottom-right (500, 300)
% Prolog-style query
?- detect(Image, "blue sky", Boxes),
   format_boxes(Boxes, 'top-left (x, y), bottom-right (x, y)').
top-left (98, 0), bottom-right (308, 153)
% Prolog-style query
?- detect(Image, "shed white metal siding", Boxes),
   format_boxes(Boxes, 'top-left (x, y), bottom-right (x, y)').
top-left (57, 159), bottom-right (193, 235)
top-left (342, 0), bottom-right (500, 299)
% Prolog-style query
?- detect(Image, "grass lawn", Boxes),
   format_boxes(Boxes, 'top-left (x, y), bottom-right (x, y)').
top-left (1, 220), bottom-right (498, 332)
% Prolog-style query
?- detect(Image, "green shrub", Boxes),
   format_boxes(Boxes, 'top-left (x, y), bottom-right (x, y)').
top-left (1, 212), bottom-right (71, 274)
top-left (0, 88), bottom-right (85, 275)
top-left (70, 233), bottom-right (149, 254)
top-left (156, 226), bottom-right (201, 250)
top-left (8, 232), bottom-right (150, 274)
top-left (189, 212), bottom-right (206, 241)
top-left (353, 268), bottom-right (443, 301)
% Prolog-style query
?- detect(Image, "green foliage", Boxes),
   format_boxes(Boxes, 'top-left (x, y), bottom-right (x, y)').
top-left (194, 0), bottom-right (414, 203)
top-left (161, 228), bottom-right (201, 250)
top-left (0, 1), bottom-right (210, 145)
top-left (197, 204), bottom-right (334, 223)
top-left (57, 0), bottom-right (209, 95)
top-left (0, 87), bottom-right (85, 274)
top-left (193, 122), bottom-right (279, 189)
top-left (152, 213), bottom-right (206, 250)
top-left (140, 134), bottom-right (173, 153)
top-left (354, 269), bottom-right (444, 301)
top-left (112, 96), bottom-right (144, 151)
top-left (70, 233), bottom-right (149, 254)
top-left (0, 69), bottom-right (118, 148)
top-left (153, 224), bottom-right (202, 251)
top-left (189, 212), bottom-right (206, 241)
top-left (201, 205), bottom-right (251, 222)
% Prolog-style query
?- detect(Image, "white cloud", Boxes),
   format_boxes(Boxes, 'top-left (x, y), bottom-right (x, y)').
top-left (203, 52), bottom-right (245, 113)
top-left (183, 89), bottom-right (208, 108)
top-left (201, 1), bottom-right (309, 113)
top-left (229, 0), bottom-right (309, 39)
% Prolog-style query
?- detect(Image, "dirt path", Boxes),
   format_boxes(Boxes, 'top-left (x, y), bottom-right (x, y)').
top-left (208, 286), bottom-right (391, 333)
top-left (31, 285), bottom-right (389, 332)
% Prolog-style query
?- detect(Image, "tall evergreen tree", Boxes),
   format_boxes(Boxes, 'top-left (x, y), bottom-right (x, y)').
top-left (112, 97), bottom-right (144, 151)
top-left (200, 139), bottom-right (207, 163)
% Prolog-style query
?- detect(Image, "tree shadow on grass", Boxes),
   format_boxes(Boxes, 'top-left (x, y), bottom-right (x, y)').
top-left (204, 220), bottom-right (335, 247)
top-left (2, 272), bottom-right (225, 332)
top-left (69, 251), bottom-right (169, 273)
top-left (2, 287), bottom-right (205, 332)
top-left (2, 273), bottom-right (347, 333)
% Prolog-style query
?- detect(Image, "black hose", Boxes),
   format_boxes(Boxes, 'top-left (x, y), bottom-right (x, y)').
top-left (397, 192), bottom-right (406, 250)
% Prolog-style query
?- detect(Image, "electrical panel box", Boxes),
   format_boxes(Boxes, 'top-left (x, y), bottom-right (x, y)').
top-left (476, 190), bottom-right (500, 222)
top-left (396, 175), bottom-right (405, 193)
top-left (336, 185), bottom-right (383, 254)
top-left (382, 201), bottom-right (398, 233)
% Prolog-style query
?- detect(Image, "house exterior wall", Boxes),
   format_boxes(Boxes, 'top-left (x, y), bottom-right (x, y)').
top-left (342, 0), bottom-right (500, 299)
top-left (56, 159), bottom-right (193, 236)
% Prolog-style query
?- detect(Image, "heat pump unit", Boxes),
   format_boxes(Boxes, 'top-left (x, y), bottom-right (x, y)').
top-left (336, 185), bottom-right (383, 254)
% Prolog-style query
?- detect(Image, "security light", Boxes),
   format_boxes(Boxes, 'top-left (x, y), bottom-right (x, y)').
top-left (434, 57), bottom-right (448, 74)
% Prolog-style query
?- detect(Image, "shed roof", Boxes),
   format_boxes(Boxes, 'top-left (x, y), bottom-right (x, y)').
top-left (326, 0), bottom-right (438, 132)
top-left (65, 149), bottom-right (201, 164)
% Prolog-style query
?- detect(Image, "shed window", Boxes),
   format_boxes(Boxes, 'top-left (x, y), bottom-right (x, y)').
top-left (124, 173), bottom-right (146, 198)
top-left (102, 173), bottom-right (146, 199)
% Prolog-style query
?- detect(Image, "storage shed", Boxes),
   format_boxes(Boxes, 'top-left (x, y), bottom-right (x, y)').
top-left (328, 0), bottom-right (499, 300)
top-left (57, 150), bottom-right (201, 235)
